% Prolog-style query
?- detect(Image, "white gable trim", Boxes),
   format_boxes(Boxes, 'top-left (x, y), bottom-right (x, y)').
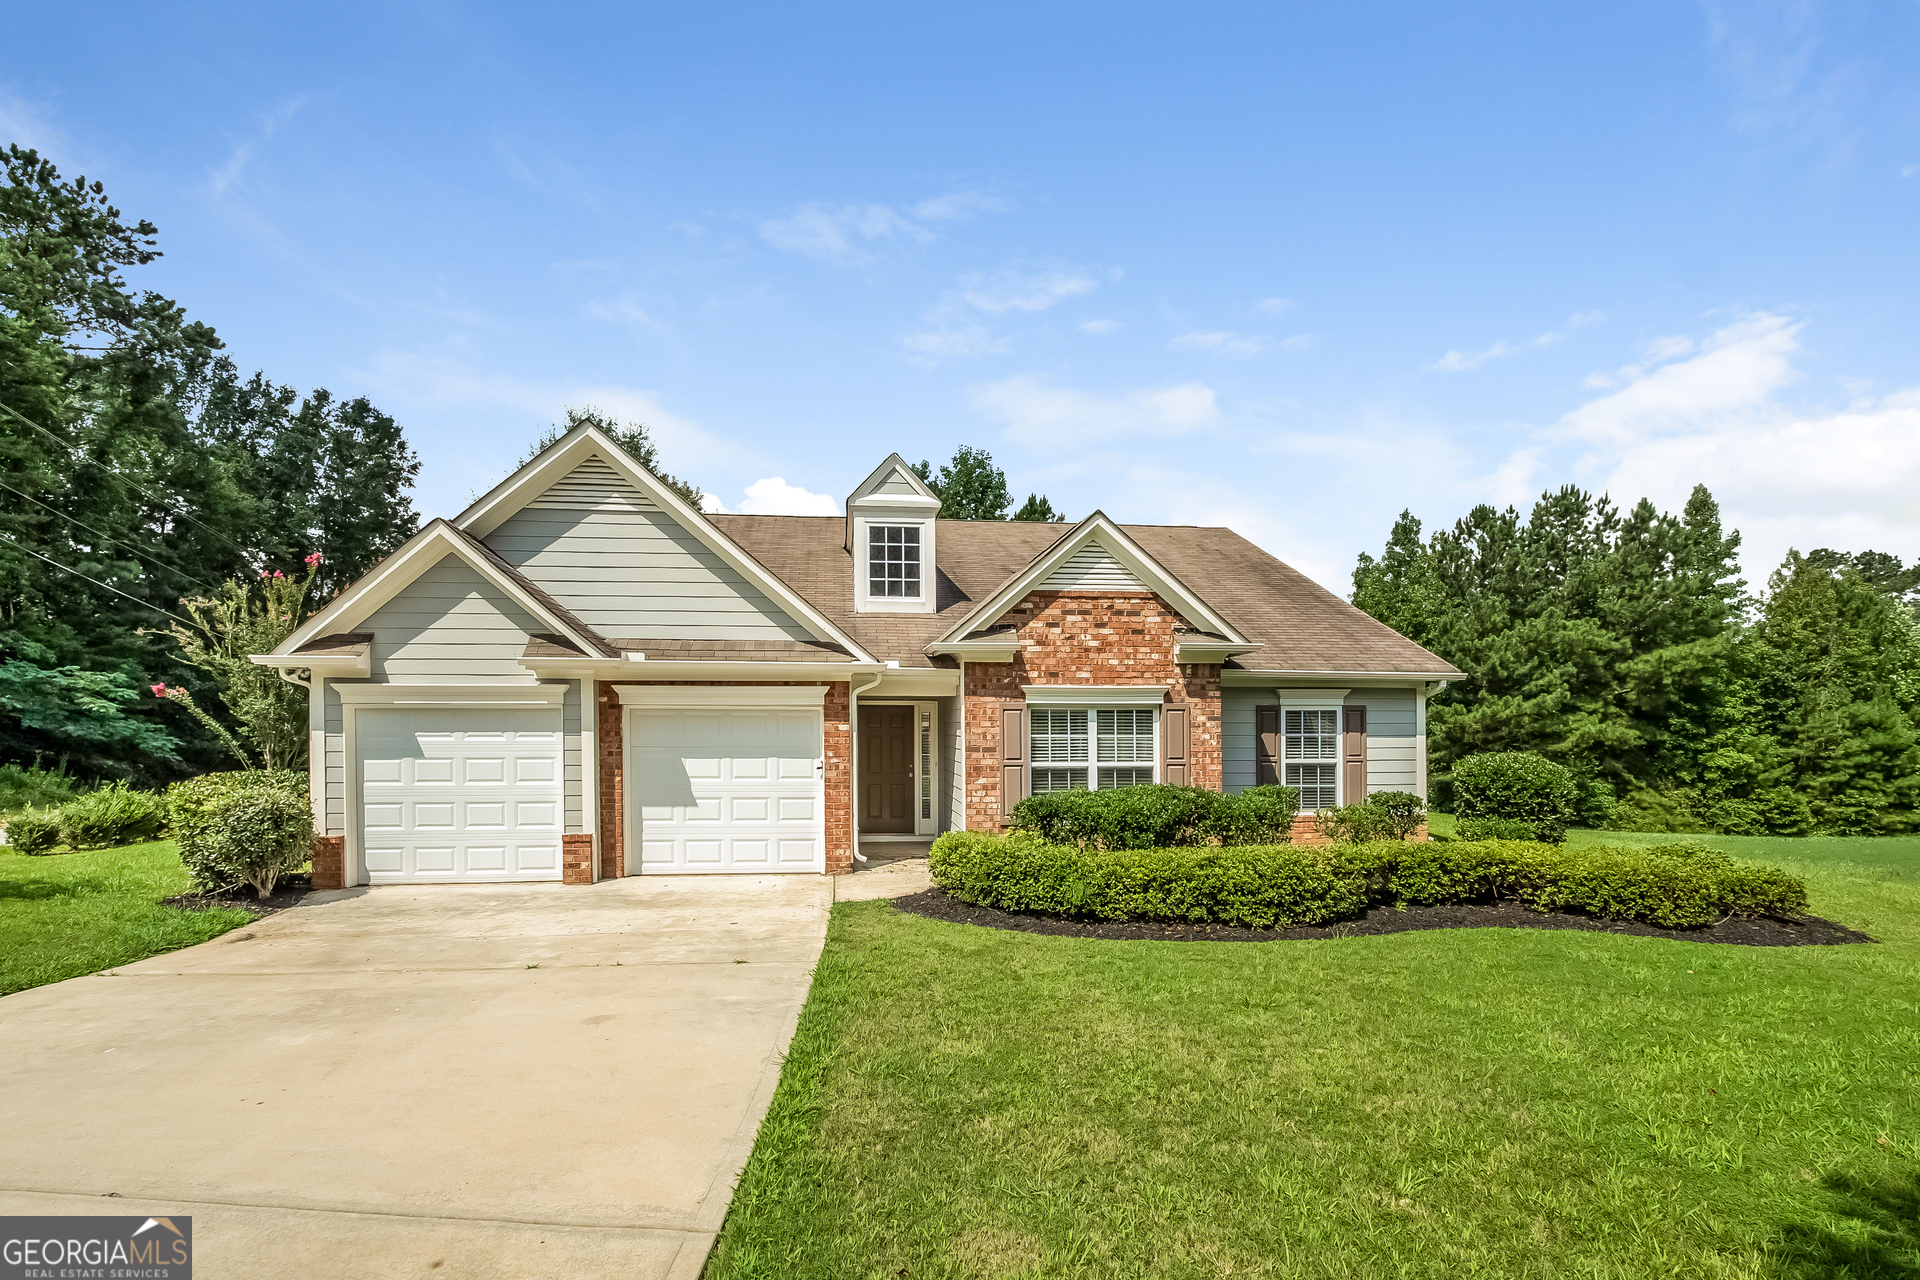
top-left (845, 452), bottom-right (942, 508)
top-left (1039, 540), bottom-right (1144, 591)
top-left (929, 512), bottom-right (1248, 649)
top-left (266, 521), bottom-right (603, 659)
top-left (452, 424), bottom-right (877, 662)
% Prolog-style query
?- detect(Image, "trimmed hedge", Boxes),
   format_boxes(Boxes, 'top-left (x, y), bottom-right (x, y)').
top-left (167, 770), bottom-right (313, 897)
top-left (928, 833), bottom-right (1809, 930)
top-left (1314, 790), bottom-right (1426, 842)
top-left (1008, 784), bottom-right (1301, 849)
top-left (1451, 752), bottom-right (1579, 843)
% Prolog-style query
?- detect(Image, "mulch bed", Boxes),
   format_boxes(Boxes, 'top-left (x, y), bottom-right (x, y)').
top-left (890, 887), bottom-right (1876, 947)
top-left (164, 873), bottom-right (312, 919)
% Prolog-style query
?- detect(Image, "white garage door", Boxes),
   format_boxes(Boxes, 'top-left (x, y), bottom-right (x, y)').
top-left (631, 707), bottom-right (823, 873)
top-left (358, 707), bottom-right (564, 883)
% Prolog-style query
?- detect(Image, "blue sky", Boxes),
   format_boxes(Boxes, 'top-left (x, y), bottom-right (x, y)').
top-left (6, 2), bottom-right (1919, 590)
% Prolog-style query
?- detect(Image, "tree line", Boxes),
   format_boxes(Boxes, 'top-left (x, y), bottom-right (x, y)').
top-left (1352, 485), bottom-right (1920, 835)
top-left (0, 146), bottom-right (422, 781)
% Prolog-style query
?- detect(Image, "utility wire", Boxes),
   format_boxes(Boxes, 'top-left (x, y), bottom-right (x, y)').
top-left (0, 476), bottom-right (226, 596)
top-left (0, 372), bottom-right (264, 567)
top-left (0, 533), bottom-right (205, 632)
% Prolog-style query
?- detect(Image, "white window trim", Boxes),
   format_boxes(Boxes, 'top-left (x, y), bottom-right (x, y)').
top-left (1277, 694), bottom-right (1346, 811)
top-left (853, 514), bottom-right (935, 614)
top-left (1028, 705), bottom-right (1161, 793)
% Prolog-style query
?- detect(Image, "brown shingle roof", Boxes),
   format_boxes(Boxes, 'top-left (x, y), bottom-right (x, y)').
top-left (293, 632), bottom-right (373, 657)
top-left (708, 516), bottom-right (1460, 677)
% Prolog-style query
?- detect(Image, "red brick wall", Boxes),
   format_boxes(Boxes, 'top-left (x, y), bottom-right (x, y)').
top-left (595, 681), bottom-right (853, 878)
top-left (311, 835), bottom-right (345, 890)
top-left (963, 590), bottom-right (1223, 830)
top-left (562, 833), bottom-right (593, 884)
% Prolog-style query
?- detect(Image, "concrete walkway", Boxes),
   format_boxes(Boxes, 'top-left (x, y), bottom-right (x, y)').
top-left (0, 875), bottom-right (831, 1279)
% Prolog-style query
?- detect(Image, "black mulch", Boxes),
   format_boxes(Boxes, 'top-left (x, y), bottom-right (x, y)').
top-left (889, 887), bottom-right (1876, 947)
top-left (164, 872), bottom-right (313, 919)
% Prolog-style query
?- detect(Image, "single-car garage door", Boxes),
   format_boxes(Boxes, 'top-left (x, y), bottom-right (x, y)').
top-left (631, 707), bottom-right (823, 873)
top-left (358, 707), bottom-right (564, 882)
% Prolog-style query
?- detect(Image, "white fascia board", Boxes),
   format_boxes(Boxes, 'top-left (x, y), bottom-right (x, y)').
top-left (870, 669), bottom-right (960, 697)
top-left (248, 652), bottom-right (370, 677)
top-left (1220, 669), bottom-right (1459, 687)
top-left (1023, 684), bottom-right (1169, 707)
top-left (618, 684), bottom-right (830, 708)
top-left (333, 682), bottom-right (569, 705)
top-left (932, 512), bottom-right (1247, 646)
top-left (926, 640), bottom-right (1020, 662)
top-left (538, 658), bottom-right (883, 681)
top-left (1176, 641), bottom-right (1264, 663)
top-left (270, 522), bottom-right (601, 659)
top-left (849, 493), bottom-right (941, 513)
top-left (454, 425), bottom-right (876, 662)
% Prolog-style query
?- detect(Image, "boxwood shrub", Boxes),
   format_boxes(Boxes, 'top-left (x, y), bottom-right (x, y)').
top-left (1314, 790), bottom-right (1427, 842)
top-left (1451, 753), bottom-right (1579, 843)
top-left (1008, 783), bottom-right (1300, 849)
top-left (928, 833), bottom-right (1808, 930)
top-left (167, 770), bottom-right (313, 897)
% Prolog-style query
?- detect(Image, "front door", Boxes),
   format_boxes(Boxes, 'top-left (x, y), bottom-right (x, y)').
top-left (861, 706), bottom-right (916, 834)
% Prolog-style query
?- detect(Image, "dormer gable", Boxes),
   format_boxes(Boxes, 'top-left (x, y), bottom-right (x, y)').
top-left (845, 454), bottom-right (942, 615)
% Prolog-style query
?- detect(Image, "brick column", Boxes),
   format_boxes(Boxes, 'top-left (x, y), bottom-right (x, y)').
top-left (562, 834), bottom-right (593, 884)
top-left (311, 835), bottom-right (345, 890)
top-left (598, 695), bottom-right (624, 879)
top-left (824, 681), bottom-right (853, 874)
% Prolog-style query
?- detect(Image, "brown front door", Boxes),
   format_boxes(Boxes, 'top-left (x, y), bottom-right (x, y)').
top-left (861, 706), bottom-right (916, 834)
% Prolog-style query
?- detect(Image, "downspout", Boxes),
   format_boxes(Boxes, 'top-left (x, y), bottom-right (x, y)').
top-left (848, 670), bottom-right (884, 863)
top-left (957, 659), bottom-right (967, 831)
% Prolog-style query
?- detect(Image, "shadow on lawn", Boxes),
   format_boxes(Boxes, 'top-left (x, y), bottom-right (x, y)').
top-left (1774, 1169), bottom-right (1920, 1277)
top-left (0, 877), bottom-right (87, 903)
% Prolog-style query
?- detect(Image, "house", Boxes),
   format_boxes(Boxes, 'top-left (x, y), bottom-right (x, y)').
top-left (254, 425), bottom-right (1462, 887)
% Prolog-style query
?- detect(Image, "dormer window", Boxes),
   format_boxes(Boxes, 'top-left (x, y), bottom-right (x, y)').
top-left (868, 525), bottom-right (922, 598)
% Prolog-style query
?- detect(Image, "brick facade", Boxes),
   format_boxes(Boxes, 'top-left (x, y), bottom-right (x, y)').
top-left (311, 835), bottom-right (345, 890)
top-left (595, 680), bottom-right (854, 878)
top-left (561, 833), bottom-right (593, 884)
top-left (963, 590), bottom-right (1223, 830)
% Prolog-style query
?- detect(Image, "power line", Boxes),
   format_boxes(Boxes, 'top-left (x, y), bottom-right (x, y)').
top-left (0, 533), bottom-right (204, 632)
top-left (0, 476), bottom-right (225, 596)
top-left (0, 374), bottom-right (263, 567)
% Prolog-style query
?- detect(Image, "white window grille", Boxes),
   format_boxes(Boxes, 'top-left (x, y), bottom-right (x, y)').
top-left (867, 525), bottom-right (921, 598)
top-left (1284, 709), bottom-right (1340, 809)
top-left (1030, 707), bottom-right (1157, 791)
top-left (919, 708), bottom-right (933, 820)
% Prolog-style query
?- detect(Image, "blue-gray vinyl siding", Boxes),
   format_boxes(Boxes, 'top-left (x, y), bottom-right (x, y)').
top-left (360, 554), bottom-right (547, 682)
top-left (1221, 686), bottom-right (1420, 796)
top-left (484, 462), bottom-right (814, 640)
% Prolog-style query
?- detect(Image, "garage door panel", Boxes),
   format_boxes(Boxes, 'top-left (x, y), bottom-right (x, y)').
top-left (633, 707), bottom-right (823, 874)
top-left (356, 706), bottom-right (565, 883)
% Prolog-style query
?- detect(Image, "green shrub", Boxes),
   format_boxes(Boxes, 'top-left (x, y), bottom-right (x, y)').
top-left (5, 805), bottom-right (64, 855)
top-left (929, 832), bottom-right (1809, 930)
top-left (929, 831), bottom-right (1364, 929)
top-left (1603, 787), bottom-right (1711, 833)
top-left (167, 770), bottom-right (312, 897)
top-left (1008, 784), bottom-right (1301, 849)
top-left (0, 762), bottom-right (85, 814)
top-left (56, 781), bottom-right (166, 850)
top-left (1454, 816), bottom-right (1541, 841)
top-left (1315, 790), bottom-right (1427, 842)
top-left (1451, 753), bottom-right (1578, 843)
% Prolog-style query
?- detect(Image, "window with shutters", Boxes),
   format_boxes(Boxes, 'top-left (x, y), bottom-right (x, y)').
top-left (1284, 709), bottom-right (1340, 809)
top-left (1030, 708), bottom-right (1156, 790)
top-left (867, 524), bottom-right (921, 598)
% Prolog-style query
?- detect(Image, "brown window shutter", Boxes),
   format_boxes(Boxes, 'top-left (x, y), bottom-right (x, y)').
top-left (1256, 707), bottom-right (1280, 786)
top-left (1000, 705), bottom-right (1026, 821)
top-left (1162, 705), bottom-right (1191, 786)
top-left (1343, 705), bottom-right (1367, 802)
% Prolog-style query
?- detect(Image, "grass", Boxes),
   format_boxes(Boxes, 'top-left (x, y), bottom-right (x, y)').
top-left (0, 840), bottom-right (254, 997)
top-left (707, 832), bottom-right (1920, 1279)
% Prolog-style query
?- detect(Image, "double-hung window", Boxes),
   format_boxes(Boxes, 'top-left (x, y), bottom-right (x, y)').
top-left (1283, 709), bottom-right (1339, 809)
top-left (1030, 708), bottom-right (1157, 790)
top-left (867, 525), bottom-right (921, 598)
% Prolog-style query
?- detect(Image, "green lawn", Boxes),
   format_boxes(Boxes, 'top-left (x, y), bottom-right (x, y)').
top-left (0, 840), bottom-right (254, 997)
top-left (709, 833), bottom-right (1920, 1279)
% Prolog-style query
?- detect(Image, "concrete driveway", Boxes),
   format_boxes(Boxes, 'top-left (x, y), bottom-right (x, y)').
top-left (0, 875), bottom-right (832, 1279)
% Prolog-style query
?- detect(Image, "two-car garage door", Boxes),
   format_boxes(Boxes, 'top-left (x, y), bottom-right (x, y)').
top-left (354, 695), bottom-right (824, 883)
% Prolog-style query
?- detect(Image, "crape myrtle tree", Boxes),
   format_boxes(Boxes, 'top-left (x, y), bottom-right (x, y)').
top-left (1352, 483), bottom-right (1920, 834)
top-left (0, 146), bottom-right (421, 781)
top-left (912, 446), bottom-right (1064, 522)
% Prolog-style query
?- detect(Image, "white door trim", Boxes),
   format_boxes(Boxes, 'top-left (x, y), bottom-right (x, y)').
top-left (857, 700), bottom-right (939, 838)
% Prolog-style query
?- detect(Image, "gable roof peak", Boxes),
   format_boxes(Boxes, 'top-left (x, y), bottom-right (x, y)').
top-left (846, 453), bottom-right (942, 511)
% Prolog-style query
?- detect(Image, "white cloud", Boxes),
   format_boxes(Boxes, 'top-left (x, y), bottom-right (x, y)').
top-left (899, 322), bottom-right (1006, 362)
top-left (1253, 297), bottom-right (1295, 315)
top-left (1430, 311), bottom-right (1602, 372)
top-left (703, 477), bottom-right (839, 516)
top-left (959, 266), bottom-right (1099, 313)
top-left (0, 89), bottom-right (65, 153)
top-left (909, 190), bottom-right (1011, 222)
top-left (971, 376), bottom-right (1222, 446)
top-left (1278, 334), bottom-right (1318, 352)
top-left (1079, 319), bottom-right (1122, 336)
top-left (1171, 330), bottom-right (1272, 358)
top-left (758, 202), bottom-right (930, 267)
top-left (1523, 311), bottom-right (1920, 578)
top-left (208, 96), bottom-right (309, 199)
top-left (1904, 163), bottom-right (1920, 178)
